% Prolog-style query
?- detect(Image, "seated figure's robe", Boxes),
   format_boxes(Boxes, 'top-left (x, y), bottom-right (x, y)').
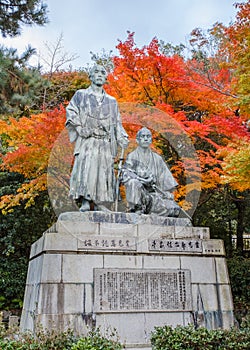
top-left (122, 147), bottom-right (180, 216)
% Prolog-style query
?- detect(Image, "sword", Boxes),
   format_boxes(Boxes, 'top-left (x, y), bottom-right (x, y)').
top-left (115, 147), bottom-right (125, 212)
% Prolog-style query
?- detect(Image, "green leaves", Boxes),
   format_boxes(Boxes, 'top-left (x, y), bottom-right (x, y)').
top-left (0, 328), bottom-right (123, 350)
top-left (0, 45), bottom-right (48, 115)
top-left (0, 0), bottom-right (48, 38)
top-left (71, 328), bottom-right (124, 350)
top-left (151, 324), bottom-right (250, 350)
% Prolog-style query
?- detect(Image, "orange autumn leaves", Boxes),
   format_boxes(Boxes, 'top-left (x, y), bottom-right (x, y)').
top-left (105, 32), bottom-right (249, 195)
top-left (0, 106), bottom-right (65, 212)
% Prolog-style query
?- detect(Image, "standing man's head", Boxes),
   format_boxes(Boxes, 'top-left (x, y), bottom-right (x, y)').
top-left (136, 127), bottom-right (152, 148)
top-left (89, 64), bottom-right (107, 87)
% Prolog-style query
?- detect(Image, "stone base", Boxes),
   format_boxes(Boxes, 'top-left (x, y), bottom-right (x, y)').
top-left (20, 212), bottom-right (234, 348)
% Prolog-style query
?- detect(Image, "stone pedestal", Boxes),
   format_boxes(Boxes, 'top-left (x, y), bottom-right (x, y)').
top-left (20, 212), bottom-right (234, 349)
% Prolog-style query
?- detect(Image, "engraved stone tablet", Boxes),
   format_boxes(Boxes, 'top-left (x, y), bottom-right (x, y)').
top-left (78, 236), bottom-right (136, 251)
top-left (94, 269), bottom-right (192, 313)
top-left (149, 239), bottom-right (202, 253)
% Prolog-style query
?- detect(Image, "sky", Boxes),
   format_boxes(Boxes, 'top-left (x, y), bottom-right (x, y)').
top-left (1, 0), bottom-right (240, 70)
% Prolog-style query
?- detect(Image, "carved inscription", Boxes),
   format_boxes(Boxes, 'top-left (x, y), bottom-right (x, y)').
top-left (78, 236), bottom-right (136, 251)
top-left (149, 239), bottom-right (202, 253)
top-left (94, 269), bottom-right (192, 313)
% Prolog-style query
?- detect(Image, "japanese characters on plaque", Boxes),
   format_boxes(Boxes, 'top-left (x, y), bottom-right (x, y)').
top-left (148, 239), bottom-right (202, 253)
top-left (94, 269), bottom-right (192, 313)
top-left (78, 236), bottom-right (202, 253)
top-left (78, 236), bottom-right (136, 251)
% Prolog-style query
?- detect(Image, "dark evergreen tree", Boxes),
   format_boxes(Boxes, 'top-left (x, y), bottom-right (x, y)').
top-left (0, 0), bottom-right (48, 37)
top-left (0, 45), bottom-right (49, 115)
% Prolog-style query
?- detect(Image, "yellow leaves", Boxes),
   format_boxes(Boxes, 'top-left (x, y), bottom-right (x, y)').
top-left (0, 174), bottom-right (47, 214)
top-left (1, 116), bottom-right (33, 147)
top-left (175, 183), bottom-right (199, 211)
top-left (219, 138), bottom-right (250, 191)
top-left (201, 171), bottom-right (221, 190)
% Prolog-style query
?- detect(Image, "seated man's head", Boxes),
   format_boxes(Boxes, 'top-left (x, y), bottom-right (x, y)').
top-left (89, 64), bottom-right (107, 87)
top-left (136, 127), bottom-right (152, 148)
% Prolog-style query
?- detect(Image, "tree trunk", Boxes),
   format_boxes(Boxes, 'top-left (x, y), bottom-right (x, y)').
top-left (235, 200), bottom-right (246, 255)
top-left (227, 218), bottom-right (233, 257)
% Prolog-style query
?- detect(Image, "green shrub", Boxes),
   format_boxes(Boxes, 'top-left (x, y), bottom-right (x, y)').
top-left (0, 327), bottom-right (124, 350)
top-left (71, 328), bottom-right (124, 350)
top-left (0, 327), bottom-right (76, 349)
top-left (151, 324), bottom-right (250, 350)
top-left (227, 256), bottom-right (250, 303)
top-left (227, 256), bottom-right (250, 324)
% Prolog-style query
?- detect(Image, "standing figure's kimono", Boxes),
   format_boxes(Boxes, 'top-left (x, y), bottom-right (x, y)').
top-left (66, 86), bottom-right (128, 204)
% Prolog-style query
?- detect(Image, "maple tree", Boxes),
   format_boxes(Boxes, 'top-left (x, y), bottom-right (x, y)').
top-left (220, 138), bottom-right (250, 192)
top-left (186, 1), bottom-right (250, 116)
top-left (186, 24), bottom-right (236, 106)
top-left (0, 106), bottom-right (65, 213)
top-left (224, 1), bottom-right (250, 114)
top-left (106, 31), bottom-right (234, 116)
top-left (186, 1), bottom-right (250, 253)
top-left (106, 33), bottom-right (248, 174)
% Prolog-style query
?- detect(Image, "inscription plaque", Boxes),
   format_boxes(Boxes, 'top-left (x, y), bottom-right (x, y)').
top-left (78, 236), bottom-right (136, 251)
top-left (149, 239), bottom-right (202, 253)
top-left (94, 269), bottom-right (192, 313)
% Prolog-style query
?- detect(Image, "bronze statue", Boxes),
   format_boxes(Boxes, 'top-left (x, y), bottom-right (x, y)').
top-left (121, 127), bottom-right (180, 217)
top-left (66, 64), bottom-right (128, 211)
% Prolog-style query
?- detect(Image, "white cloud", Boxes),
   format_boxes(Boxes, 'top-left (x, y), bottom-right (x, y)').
top-left (1, 0), bottom-right (239, 69)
